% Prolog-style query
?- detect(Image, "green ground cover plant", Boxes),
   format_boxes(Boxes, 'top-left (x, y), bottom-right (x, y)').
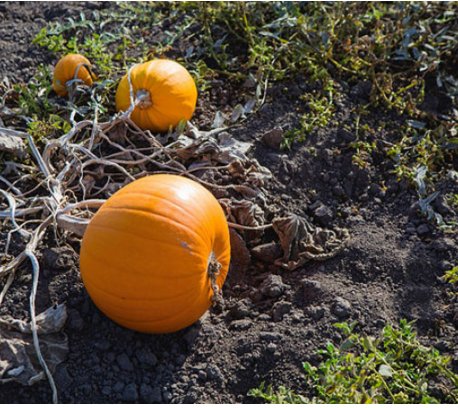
top-left (249, 320), bottom-right (458, 403)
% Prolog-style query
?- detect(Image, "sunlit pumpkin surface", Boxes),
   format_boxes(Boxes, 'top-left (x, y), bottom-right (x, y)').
top-left (80, 174), bottom-right (231, 333)
top-left (52, 54), bottom-right (93, 97)
top-left (115, 59), bottom-right (198, 132)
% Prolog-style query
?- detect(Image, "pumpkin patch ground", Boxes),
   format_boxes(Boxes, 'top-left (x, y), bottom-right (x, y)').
top-left (0, 2), bottom-right (457, 404)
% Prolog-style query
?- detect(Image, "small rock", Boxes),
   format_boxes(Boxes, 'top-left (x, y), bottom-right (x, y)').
top-left (386, 180), bottom-right (399, 195)
top-left (337, 128), bottom-right (356, 143)
top-left (350, 80), bottom-right (372, 100)
top-left (434, 340), bottom-right (449, 352)
top-left (105, 352), bottom-right (116, 363)
top-left (229, 298), bottom-right (254, 319)
top-left (79, 384), bottom-right (92, 394)
top-left (94, 339), bottom-right (111, 351)
top-left (116, 353), bottom-right (134, 371)
top-left (266, 343), bottom-right (277, 352)
top-left (207, 364), bottom-right (224, 383)
top-left (272, 301), bottom-right (292, 322)
top-left (184, 390), bottom-right (198, 403)
top-left (175, 354), bottom-right (186, 366)
top-left (229, 319), bottom-right (252, 330)
top-left (113, 381), bottom-right (125, 393)
top-left (162, 390), bottom-right (172, 403)
top-left (140, 384), bottom-right (162, 403)
top-left (291, 310), bottom-right (304, 323)
top-left (42, 248), bottom-right (74, 270)
top-left (302, 279), bottom-right (324, 301)
top-left (333, 185), bottom-right (346, 198)
top-left (122, 383), bottom-right (138, 402)
top-left (306, 305), bottom-right (326, 320)
top-left (435, 195), bottom-right (455, 217)
top-left (374, 319), bottom-right (385, 328)
top-left (405, 223), bottom-right (417, 234)
top-left (259, 331), bottom-right (282, 341)
top-left (332, 297), bottom-right (352, 318)
top-left (260, 274), bottom-right (289, 298)
top-left (135, 348), bottom-right (158, 367)
top-left (262, 128), bottom-right (284, 149)
top-left (309, 200), bottom-right (323, 211)
top-left (416, 224), bottom-right (430, 236)
top-left (313, 204), bottom-right (333, 226)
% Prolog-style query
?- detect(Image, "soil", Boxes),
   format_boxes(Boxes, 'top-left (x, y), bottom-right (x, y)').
top-left (0, 2), bottom-right (457, 404)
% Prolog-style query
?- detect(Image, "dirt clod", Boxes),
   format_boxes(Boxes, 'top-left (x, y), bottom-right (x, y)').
top-left (261, 128), bottom-right (284, 150)
top-left (331, 297), bottom-right (353, 319)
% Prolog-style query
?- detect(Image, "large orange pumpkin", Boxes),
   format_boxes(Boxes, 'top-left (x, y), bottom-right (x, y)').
top-left (52, 54), bottom-right (94, 97)
top-left (115, 59), bottom-right (197, 132)
top-left (79, 174), bottom-right (230, 333)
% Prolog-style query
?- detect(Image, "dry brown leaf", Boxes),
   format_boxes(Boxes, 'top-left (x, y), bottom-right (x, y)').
top-left (272, 214), bottom-right (349, 270)
top-left (220, 198), bottom-right (265, 228)
top-left (0, 304), bottom-right (68, 386)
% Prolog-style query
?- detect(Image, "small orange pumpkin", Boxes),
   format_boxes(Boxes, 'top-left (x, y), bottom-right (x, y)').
top-left (115, 59), bottom-right (198, 132)
top-left (79, 174), bottom-right (231, 333)
top-left (52, 54), bottom-right (94, 97)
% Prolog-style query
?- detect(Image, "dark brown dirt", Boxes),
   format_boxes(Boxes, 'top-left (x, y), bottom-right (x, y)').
top-left (0, 2), bottom-right (457, 404)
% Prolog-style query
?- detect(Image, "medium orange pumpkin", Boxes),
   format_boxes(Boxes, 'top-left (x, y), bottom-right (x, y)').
top-left (52, 54), bottom-right (94, 97)
top-left (79, 174), bottom-right (231, 333)
top-left (115, 59), bottom-right (198, 132)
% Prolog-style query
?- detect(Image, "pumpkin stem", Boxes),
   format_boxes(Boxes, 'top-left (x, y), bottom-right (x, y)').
top-left (207, 252), bottom-right (224, 309)
top-left (135, 89), bottom-right (152, 109)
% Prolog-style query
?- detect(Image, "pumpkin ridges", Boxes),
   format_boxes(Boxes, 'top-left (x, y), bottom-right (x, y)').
top-left (84, 223), bottom-right (207, 275)
top-left (100, 207), bottom-right (211, 251)
top-left (144, 60), bottom-right (162, 91)
top-left (120, 194), bottom-right (215, 244)
top-left (115, 176), bottom-right (222, 240)
top-left (115, 188), bottom-right (219, 242)
top-left (132, 62), bottom-right (148, 92)
top-left (115, 59), bottom-right (197, 132)
top-left (82, 222), bottom-right (207, 284)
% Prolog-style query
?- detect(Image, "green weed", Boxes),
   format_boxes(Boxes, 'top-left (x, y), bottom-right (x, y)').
top-left (283, 80), bottom-right (336, 148)
top-left (443, 265), bottom-right (458, 285)
top-left (249, 320), bottom-right (458, 403)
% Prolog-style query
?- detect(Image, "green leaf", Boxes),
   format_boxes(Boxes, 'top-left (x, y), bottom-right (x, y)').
top-left (340, 339), bottom-right (355, 352)
top-left (378, 364), bottom-right (393, 377)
